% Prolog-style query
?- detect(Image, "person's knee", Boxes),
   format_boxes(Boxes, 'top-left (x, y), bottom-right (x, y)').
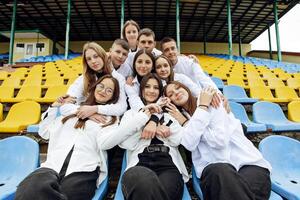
top-left (202, 163), bottom-right (236, 181)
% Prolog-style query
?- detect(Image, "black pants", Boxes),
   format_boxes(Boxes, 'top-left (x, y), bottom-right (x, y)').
top-left (121, 151), bottom-right (184, 200)
top-left (15, 167), bottom-right (99, 200)
top-left (200, 163), bottom-right (271, 200)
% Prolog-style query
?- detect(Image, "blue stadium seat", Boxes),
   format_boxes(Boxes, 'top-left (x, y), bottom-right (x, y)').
top-left (91, 171), bottom-right (109, 200)
top-left (229, 101), bottom-right (267, 133)
top-left (253, 101), bottom-right (300, 132)
top-left (211, 76), bottom-right (224, 90)
top-left (259, 135), bottom-right (300, 200)
top-left (223, 85), bottom-right (258, 104)
top-left (192, 165), bottom-right (282, 200)
top-left (0, 136), bottom-right (39, 200)
top-left (114, 153), bottom-right (191, 200)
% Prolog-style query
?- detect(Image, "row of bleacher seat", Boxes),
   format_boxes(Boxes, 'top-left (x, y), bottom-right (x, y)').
top-left (17, 53), bottom-right (81, 63)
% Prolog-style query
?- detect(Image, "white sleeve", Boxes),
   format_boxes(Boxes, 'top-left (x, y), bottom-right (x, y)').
top-left (191, 62), bottom-right (218, 90)
top-left (38, 107), bottom-right (59, 139)
top-left (125, 83), bottom-right (144, 111)
top-left (162, 114), bottom-right (184, 147)
top-left (67, 75), bottom-right (84, 100)
top-left (59, 103), bottom-right (80, 116)
top-left (97, 70), bottom-right (127, 116)
top-left (181, 106), bottom-right (230, 151)
top-left (175, 73), bottom-right (201, 97)
top-left (97, 110), bottom-right (149, 150)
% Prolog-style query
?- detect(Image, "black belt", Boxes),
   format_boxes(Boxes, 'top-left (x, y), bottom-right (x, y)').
top-left (145, 144), bottom-right (169, 153)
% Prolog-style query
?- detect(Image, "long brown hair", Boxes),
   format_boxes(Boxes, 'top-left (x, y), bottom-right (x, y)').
top-left (62, 75), bottom-right (120, 129)
top-left (122, 20), bottom-right (140, 41)
top-left (140, 73), bottom-right (163, 105)
top-left (132, 49), bottom-right (155, 77)
top-left (155, 55), bottom-right (174, 83)
top-left (82, 42), bottom-right (112, 97)
top-left (164, 81), bottom-right (197, 116)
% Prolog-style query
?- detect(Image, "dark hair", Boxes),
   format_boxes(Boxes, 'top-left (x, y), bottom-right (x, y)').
top-left (160, 37), bottom-right (176, 50)
top-left (62, 75), bottom-right (120, 129)
top-left (140, 73), bottom-right (163, 105)
top-left (155, 55), bottom-right (174, 82)
top-left (122, 20), bottom-right (140, 41)
top-left (112, 39), bottom-right (129, 52)
top-left (163, 81), bottom-right (197, 116)
top-left (132, 49), bottom-right (156, 77)
top-left (137, 28), bottom-right (156, 41)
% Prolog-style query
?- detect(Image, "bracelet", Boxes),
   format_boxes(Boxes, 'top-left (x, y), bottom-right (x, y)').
top-left (198, 104), bottom-right (209, 108)
top-left (182, 119), bottom-right (189, 126)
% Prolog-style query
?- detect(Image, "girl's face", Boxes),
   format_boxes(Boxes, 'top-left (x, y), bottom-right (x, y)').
top-left (125, 24), bottom-right (139, 47)
top-left (165, 83), bottom-right (189, 106)
top-left (94, 78), bottom-right (115, 103)
top-left (85, 48), bottom-right (104, 72)
top-left (155, 57), bottom-right (171, 79)
top-left (142, 78), bottom-right (160, 104)
top-left (135, 53), bottom-right (153, 77)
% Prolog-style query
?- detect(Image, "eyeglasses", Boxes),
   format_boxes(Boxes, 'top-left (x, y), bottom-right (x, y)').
top-left (95, 83), bottom-right (114, 95)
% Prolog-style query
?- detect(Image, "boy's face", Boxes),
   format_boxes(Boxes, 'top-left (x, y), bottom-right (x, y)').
top-left (110, 44), bottom-right (129, 67)
top-left (162, 41), bottom-right (178, 64)
top-left (138, 35), bottom-right (156, 52)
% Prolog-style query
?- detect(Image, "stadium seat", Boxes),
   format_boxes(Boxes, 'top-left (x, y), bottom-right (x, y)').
top-left (252, 101), bottom-right (300, 132)
top-left (267, 78), bottom-right (285, 89)
top-left (1, 85), bottom-right (41, 103)
top-left (1, 77), bottom-right (21, 88)
top-left (0, 101), bottom-right (41, 133)
top-left (91, 172), bottom-right (109, 200)
top-left (275, 87), bottom-right (300, 101)
top-left (293, 73), bottom-right (300, 79)
top-left (259, 135), bottom-right (300, 200)
top-left (0, 86), bottom-right (15, 102)
top-left (0, 71), bottom-right (8, 80)
top-left (211, 76), bottom-right (224, 90)
top-left (0, 103), bottom-right (3, 121)
top-left (227, 77), bottom-right (249, 89)
top-left (287, 78), bottom-right (300, 89)
top-left (212, 71), bottom-right (228, 80)
top-left (288, 101), bottom-right (300, 122)
top-left (223, 85), bottom-right (257, 104)
top-left (114, 153), bottom-right (191, 200)
top-left (250, 86), bottom-right (288, 103)
top-left (229, 101), bottom-right (266, 133)
top-left (248, 78), bottom-right (266, 87)
top-left (37, 85), bottom-right (68, 103)
top-left (9, 68), bottom-right (28, 79)
top-left (0, 136), bottom-right (39, 199)
top-left (42, 76), bottom-right (64, 88)
top-left (192, 165), bottom-right (282, 200)
top-left (22, 76), bottom-right (42, 86)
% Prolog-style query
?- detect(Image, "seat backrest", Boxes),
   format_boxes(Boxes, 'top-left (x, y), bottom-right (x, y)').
top-left (287, 78), bottom-right (300, 89)
top-left (253, 101), bottom-right (287, 123)
top-left (250, 86), bottom-right (274, 99)
top-left (0, 136), bottom-right (39, 182)
top-left (211, 77), bottom-right (224, 89)
top-left (248, 78), bottom-right (266, 87)
top-left (275, 87), bottom-right (299, 99)
top-left (229, 101), bottom-right (251, 123)
top-left (224, 85), bottom-right (248, 99)
top-left (1, 77), bottom-right (21, 87)
top-left (267, 78), bottom-right (285, 88)
top-left (259, 135), bottom-right (300, 171)
top-left (0, 86), bottom-right (15, 99)
top-left (288, 101), bottom-right (300, 122)
top-left (15, 85), bottom-right (41, 99)
top-left (4, 101), bottom-right (41, 124)
top-left (22, 76), bottom-right (42, 86)
top-left (0, 103), bottom-right (3, 122)
top-left (44, 85), bottom-right (68, 99)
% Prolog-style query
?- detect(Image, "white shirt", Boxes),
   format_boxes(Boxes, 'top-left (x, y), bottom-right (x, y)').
top-left (180, 106), bottom-right (272, 178)
top-left (161, 73), bottom-right (201, 97)
top-left (115, 63), bottom-right (133, 79)
top-left (174, 56), bottom-right (217, 90)
top-left (116, 109), bottom-right (189, 182)
top-left (38, 106), bottom-right (120, 187)
top-left (66, 70), bottom-right (127, 116)
top-left (124, 76), bottom-right (144, 111)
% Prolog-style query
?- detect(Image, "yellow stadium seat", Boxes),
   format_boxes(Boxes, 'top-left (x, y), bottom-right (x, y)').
top-left (9, 68), bottom-right (28, 79)
top-left (246, 71), bottom-right (261, 79)
top-left (1, 85), bottom-right (41, 103)
top-left (62, 71), bottom-right (79, 79)
top-left (293, 73), bottom-right (300, 79)
top-left (212, 71), bottom-right (228, 80)
top-left (0, 86), bottom-right (15, 101)
top-left (0, 101), bottom-right (41, 133)
top-left (261, 71), bottom-right (277, 79)
top-left (227, 77), bottom-right (249, 89)
top-left (42, 76), bottom-right (64, 88)
top-left (66, 76), bottom-right (78, 86)
top-left (267, 78), bottom-right (285, 89)
top-left (37, 85), bottom-right (68, 103)
top-left (275, 87), bottom-right (300, 101)
top-left (287, 78), bottom-right (300, 89)
top-left (250, 86), bottom-right (288, 103)
top-left (288, 101), bottom-right (300, 122)
top-left (248, 78), bottom-right (266, 87)
top-left (0, 71), bottom-right (8, 80)
top-left (22, 76), bottom-right (42, 86)
top-left (1, 77), bottom-right (21, 88)
top-left (0, 103), bottom-right (3, 121)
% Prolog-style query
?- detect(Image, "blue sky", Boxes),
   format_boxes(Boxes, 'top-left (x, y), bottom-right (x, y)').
top-left (251, 4), bottom-right (300, 53)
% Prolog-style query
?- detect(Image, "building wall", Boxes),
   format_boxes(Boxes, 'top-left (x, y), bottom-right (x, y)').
top-left (0, 42), bottom-right (9, 53)
top-left (247, 51), bottom-right (300, 64)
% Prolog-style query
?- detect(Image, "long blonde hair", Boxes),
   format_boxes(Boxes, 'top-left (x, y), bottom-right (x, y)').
top-left (82, 42), bottom-right (112, 97)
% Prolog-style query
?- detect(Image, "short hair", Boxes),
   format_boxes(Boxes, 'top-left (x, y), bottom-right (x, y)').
top-left (137, 28), bottom-right (156, 41)
top-left (160, 37), bottom-right (176, 50)
top-left (112, 39), bottom-right (129, 52)
top-left (122, 20), bottom-right (140, 41)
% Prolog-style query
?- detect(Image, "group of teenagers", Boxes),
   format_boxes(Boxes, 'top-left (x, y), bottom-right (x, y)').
top-left (15, 20), bottom-right (272, 200)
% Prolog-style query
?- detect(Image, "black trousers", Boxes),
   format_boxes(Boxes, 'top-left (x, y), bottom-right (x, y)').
top-left (15, 167), bottom-right (99, 200)
top-left (200, 163), bottom-right (271, 200)
top-left (121, 151), bottom-right (184, 200)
